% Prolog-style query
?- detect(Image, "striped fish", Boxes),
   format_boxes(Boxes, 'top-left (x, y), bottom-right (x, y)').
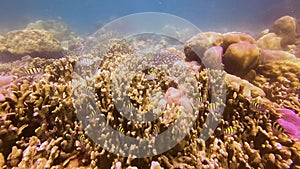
top-left (79, 134), bottom-right (85, 141)
top-left (90, 110), bottom-right (96, 117)
top-left (250, 100), bottom-right (266, 112)
top-left (192, 96), bottom-right (204, 109)
top-left (146, 71), bottom-right (157, 81)
top-left (25, 67), bottom-right (41, 75)
top-left (126, 103), bottom-right (135, 111)
top-left (224, 126), bottom-right (236, 136)
top-left (273, 122), bottom-right (285, 133)
top-left (208, 103), bottom-right (218, 111)
top-left (151, 124), bottom-right (160, 137)
top-left (118, 126), bottom-right (125, 134)
top-left (197, 96), bottom-right (204, 103)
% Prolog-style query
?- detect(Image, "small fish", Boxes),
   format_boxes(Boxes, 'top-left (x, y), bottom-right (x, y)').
top-left (273, 121), bottom-right (285, 133)
top-left (197, 96), bottom-right (204, 103)
top-left (78, 58), bottom-right (94, 67)
top-left (208, 102), bottom-right (218, 111)
top-left (192, 96), bottom-right (204, 109)
top-left (147, 52), bottom-right (154, 57)
top-left (198, 97), bottom-right (203, 102)
top-left (90, 110), bottom-right (96, 117)
top-left (250, 101), bottom-right (266, 112)
top-left (25, 67), bottom-right (41, 75)
top-left (224, 126), bottom-right (236, 136)
top-left (118, 126), bottom-right (124, 134)
top-left (151, 124), bottom-right (160, 137)
top-left (146, 71), bottom-right (157, 81)
top-left (126, 103), bottom-right (134, 110)
top-left (79, 134), bottom-right (85, 141)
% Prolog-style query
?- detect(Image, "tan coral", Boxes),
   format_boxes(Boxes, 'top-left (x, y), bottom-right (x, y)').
top-left (260, 49), bottom-right (296, 64)
top-left (222, 32), bottom-right (256, 50)
top-left (184, 32), bottom-right (223, 63)
top-left (270, 15), bottom-right (297, 49)
top-left (0, 28), bottom-right (63, 62)
top-left (223, 41), bottom-right (260, 77)
top-left (257, 33), bottom-right (282, 50)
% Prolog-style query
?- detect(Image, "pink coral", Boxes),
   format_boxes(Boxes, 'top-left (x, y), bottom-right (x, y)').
top-left (202, 46), bottom-right (224, 69)
top-left (0, 75), bottom-right (15, 88)
top-left (174, 60), bottom-right (201, 73)
top-left (165, 87), bottom-right (193, 114)
top-left (276, 108), bottom-right (300, 141)
top-left (0, 93), bottom-right (4, 100)
top-left (0, 75), bottom-right (16, 98)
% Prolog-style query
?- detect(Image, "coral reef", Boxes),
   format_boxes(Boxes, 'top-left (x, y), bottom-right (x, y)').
top-left (184, 31), bottom-right (261, 78)
top-left (0, 15), bottom-right (300, 169)
top-left (0, 28), bottom-right (63, 62)
top-left (184, 15), bottom-right (300, 79)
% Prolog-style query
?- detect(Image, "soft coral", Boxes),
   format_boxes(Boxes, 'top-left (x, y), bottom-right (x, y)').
top-left (276, 108), bottom-right (300, 141)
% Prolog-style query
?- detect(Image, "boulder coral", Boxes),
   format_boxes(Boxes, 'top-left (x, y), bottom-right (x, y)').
top-left (26, 20), bottom-right (83, 51)
top-left (202, 46), bottom-right (224, 70)
top-left (260, 49), bottom-right (296, 64)
top-left (223, 41), bottom-right (260, 77)
top-left (26, 20), bottom-right (76, 42)
top-left (184, 32), bottom-right (223, 63)
top-left (270, 15), bottom-right (297, 49)
top-left (0, 28), bottom-right (63, 62)
top-left (257, 33), bottom-right (282, 50)
top-left (221, 32), bottom-right (256, 50)
top-left (184, 31), bottom-right (260, 78)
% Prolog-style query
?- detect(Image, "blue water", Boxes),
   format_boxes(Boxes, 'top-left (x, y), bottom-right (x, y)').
top-left (0, 0), bottom-right (299, 34)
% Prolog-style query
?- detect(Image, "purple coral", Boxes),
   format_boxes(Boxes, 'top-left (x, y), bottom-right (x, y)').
top-left (276, 108), bottom-right (300, 141)
top-left (0, 75), bottom-right (15, 88)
